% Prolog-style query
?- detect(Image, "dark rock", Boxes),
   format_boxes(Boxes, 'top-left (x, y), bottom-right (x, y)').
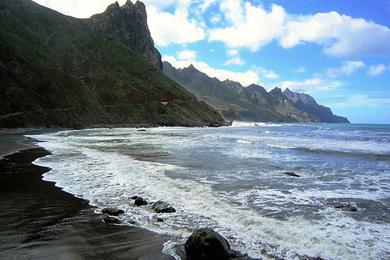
top-left (333, 202), bottom-right (358, 212)
top-left (134, 197), bottom-right (148, 206)
top-left (103, 216), bottom-right (121, 224)
top-left (131, 196), bottom-right (140, 200)
top-left (152, 201), bottom-right (176, 213)
top-left (185, 228), bottom-right (231, 260)
top-left (156, 217), bottom-right (164, 222)
top-left (102, 207), bottom-right (124, 216)
top-left (283, 172), bottom-right (301, 177)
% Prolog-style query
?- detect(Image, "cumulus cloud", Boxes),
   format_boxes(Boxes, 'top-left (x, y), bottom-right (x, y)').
top-left (209, 2), bottom-right (286, 51)
top-left (367, 64), bottom-right (387, 76)
top-left (279, 77), bottom-right (342, 92)
top-left (224, 57), bottom-right (245, 66)
top-left (326, 61), bottom-right (365, 77)
top-left (258, 67), bottom-right (279, 80)
top-left (208, 1), bottom-right (390, 57)
top-left (163, 51), bottom-right (260, 86)
top-left (146, 5), bottom-right (205, 46)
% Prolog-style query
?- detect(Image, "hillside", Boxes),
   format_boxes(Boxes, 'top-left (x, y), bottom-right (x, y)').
top-left (163, 61), bottom-right (349, 123)
top-left (0, 0), bottom-right (226, 128)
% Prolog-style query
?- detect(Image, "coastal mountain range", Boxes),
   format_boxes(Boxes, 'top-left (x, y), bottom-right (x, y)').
top-left (0, 0), bottom-right (348, 128)
top-left (163, 62), bottom-right (349, 123)
top-left (0, 0), bottom-right (225, 128)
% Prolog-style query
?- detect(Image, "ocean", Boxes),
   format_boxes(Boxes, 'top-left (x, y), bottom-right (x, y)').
top-left (28, 123), bottom-right (390, 259)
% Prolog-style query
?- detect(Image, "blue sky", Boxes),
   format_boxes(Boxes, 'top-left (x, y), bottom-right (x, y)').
top-left (34, 0), bottom-right (390, 123)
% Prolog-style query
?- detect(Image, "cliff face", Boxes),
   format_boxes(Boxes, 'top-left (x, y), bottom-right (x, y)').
top-left (0, 0), bottom-right (226, 128)
top-left (163, 62), bottom-right (320, 123)
top-left (163, 62), bottom-right (350, 123)
top-left (283, 89), bottom-right (350, 123)
top-left (87, 1), bottom-right (162, 70)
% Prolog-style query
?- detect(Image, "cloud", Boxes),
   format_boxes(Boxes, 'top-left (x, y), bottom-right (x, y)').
top-left (177, 49), bottom-right (197, 60)
top-left (33, 0), bottom-right (127, 18)
top-left (279, 77), bottom-right (342, 92)
top-left (208, 2), bottom-right (390, 57)
top-left (326, 61), bottom-right (365, 77)
top-left (293, 66), bottom-right (306, 73)
top-left (163, 51), bottom-right (260, 86)
top-left (281, 12), bottom-right (390, 57)
top-left (226, 49), bottom-right (239, 57)
top-left (224, 57), bottom-right (245, 66)
top-left (146, 5), bottom-right (205, 46)
top-left (209, 2), bottom-right (286, 51)
top-left (258, 67), bottom-right (279, 80)
top-left (367, 64), bottom-right (387, 76)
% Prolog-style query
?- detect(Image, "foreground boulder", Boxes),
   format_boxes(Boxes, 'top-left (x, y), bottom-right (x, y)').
top-left (102, 207), bottom-right (124, 216)
top-left (152, 201), bottom-right (176, 213)
top-left (185, 228), bottom-right (231, 260)
top-left (103, 216), bottom-right (121, 224)
top-left (134, 197), bottom-right (148, 206)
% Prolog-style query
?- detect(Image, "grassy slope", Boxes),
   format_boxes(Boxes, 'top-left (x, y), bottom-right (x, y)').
top-left (0, 0), bottom-right (225, 127)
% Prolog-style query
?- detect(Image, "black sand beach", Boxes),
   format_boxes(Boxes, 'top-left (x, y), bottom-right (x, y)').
top-left (0, 134), bottom-right (173, 260)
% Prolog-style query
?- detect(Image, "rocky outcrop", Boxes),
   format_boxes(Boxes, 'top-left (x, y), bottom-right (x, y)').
top-left (102, 207), bottom-right (125, 216)
top-left (283, 88), bottom-right (349, 123)
top-left (134, 197), bottom-right (148, 206)
top-left (185, 228), bottom-right (231, 260)
top-left (103, 216), bottom-right (121, 224)
top-left (87, 1), bottom-right (162, 70)
top-left (152, 201), bottom-right (176, 213)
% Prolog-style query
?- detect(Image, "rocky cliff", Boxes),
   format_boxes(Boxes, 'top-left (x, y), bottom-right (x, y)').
top-left (0, 0), bottom-right (226, 128)
top-left (87, 1), bottom-right (162, 70)
top-left (163, 61), bottom-right (349, 123)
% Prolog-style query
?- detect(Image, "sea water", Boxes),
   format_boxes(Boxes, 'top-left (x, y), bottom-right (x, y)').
top-left (28, 123), bottom-right (390, 259)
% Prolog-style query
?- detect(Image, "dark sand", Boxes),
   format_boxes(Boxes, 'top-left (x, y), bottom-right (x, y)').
top-left (0, 142), bottom-right (174, 259)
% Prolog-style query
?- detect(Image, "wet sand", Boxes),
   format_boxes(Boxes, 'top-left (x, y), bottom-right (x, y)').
top-left (0, 140), bottom-right (173, 259)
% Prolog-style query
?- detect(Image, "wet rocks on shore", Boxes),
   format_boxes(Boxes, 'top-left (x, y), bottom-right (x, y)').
top-left (152, 201), bottom-right (176, 213)
top-left (102, 207), bottom-right (124, 216)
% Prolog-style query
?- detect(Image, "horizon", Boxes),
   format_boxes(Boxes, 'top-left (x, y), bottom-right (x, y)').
top-left (33, 0), bottom-right (390, 124)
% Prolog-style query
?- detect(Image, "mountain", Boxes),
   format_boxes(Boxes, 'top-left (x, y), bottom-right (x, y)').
top-left (163, 61), bottom-right (330, 123)
top-left (283, 88), bottom-right (349, 123)
top-left (0, 0), bottom-right (226, 128)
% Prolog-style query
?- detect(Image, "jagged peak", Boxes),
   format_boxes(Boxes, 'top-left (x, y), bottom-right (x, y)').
top-left (105, 1), bottom-right (121, 12)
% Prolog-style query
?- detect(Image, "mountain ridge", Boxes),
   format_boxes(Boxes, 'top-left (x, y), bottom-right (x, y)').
top-left (163, 61), bottom-right (349, 123)
top-left (0, 0), bottom-right (226, 128)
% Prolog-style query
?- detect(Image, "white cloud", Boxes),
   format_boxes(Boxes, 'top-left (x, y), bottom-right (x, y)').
top-left (146, 5), bottom-right (205, 46)
top-left (279, 77), bottom-right (342, 92)
top-left (177, 49), bottom-right (197, 60)
top-left (163, 53), bottom-right (260, 86)
top-left (209, 3), bottom-right (286, 51)
top-left (224, 57), bottom-right (245, 66)
top-left (326, 61), bottom-right (365, 77)
top-left (209, 2), bottom-right (390, 57)
top-left (226, 49), bottom-right (239, 57)
top-left (33, 0), bottom-right (127, 18)
top-left (367, 64), bottom-right (387, 76)
top-left (258, 68), bottom-right (279, 79)
top-left (280, 12), bottom-right (390, 57)
top-left (293, 66), bottom-right (306, 73)
top-left (210, 13), bottom-right (222, 24)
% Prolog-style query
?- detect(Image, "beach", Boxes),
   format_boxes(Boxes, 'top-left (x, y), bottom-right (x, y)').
top-left (0, 132), bottom-right (173, 260)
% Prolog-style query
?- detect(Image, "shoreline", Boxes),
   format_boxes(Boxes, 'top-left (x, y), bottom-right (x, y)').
top-left (0, 137), bottom-right (174, 259)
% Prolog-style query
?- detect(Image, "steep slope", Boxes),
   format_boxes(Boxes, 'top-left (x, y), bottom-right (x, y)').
top-left (0, 0), bottom-right (226, 128)
top-left (283, 88), bottom-right (349, 123)
top-left (163, 62), bottom-right (319, 122)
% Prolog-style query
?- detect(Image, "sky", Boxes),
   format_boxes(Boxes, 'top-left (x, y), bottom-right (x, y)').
top-left (33, 0), bottom-right (390, 123)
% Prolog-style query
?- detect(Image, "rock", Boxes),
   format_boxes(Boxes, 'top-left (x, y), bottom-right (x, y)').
top-left (152, 201), bottom-right (176, 213)
top-left (131, 196), bottom-right (140, 200)
top-left (102, 207), bottom-right (124, 216)
top-left (185, 228), bottom-right (231, 260)
top-left (103, 216), bottom-right (121, 224)
top-left (156, 217), bottom-right (164, 223)
top-left (134, 197), bottom-right (148, 206)
top-left (283, 172), bottom-right (301, 177)
top-left (334, 202), bottom-right (358, 212)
